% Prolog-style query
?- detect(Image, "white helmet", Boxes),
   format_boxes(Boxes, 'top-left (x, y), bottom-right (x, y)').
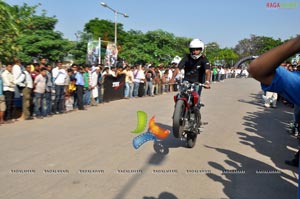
top-left (189, 39), bottom-right (205, 60)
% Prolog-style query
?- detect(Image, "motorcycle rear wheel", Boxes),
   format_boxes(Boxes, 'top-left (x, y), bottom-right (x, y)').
top-left (187, 133), bottom-right (197, 148)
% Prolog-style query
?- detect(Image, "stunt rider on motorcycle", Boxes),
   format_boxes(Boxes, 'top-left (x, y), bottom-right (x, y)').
top-left (178, 38), bottom-right (211, 107)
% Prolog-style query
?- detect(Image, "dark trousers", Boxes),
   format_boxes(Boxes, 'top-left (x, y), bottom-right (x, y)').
top-left (4, 91), bottom-right (14, 120)
top-left (138, 83), bottom-right (145, 97)
top-left (98, 84), bottom-right (103, 103)
top-left (76, 85), bottom-right (84, 110)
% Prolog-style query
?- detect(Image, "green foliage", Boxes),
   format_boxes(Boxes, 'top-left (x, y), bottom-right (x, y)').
top-left (118, 29), bottom-right (191, 65)
top-left (205, 43), bottom-right (238, 67)
top-left (84, 18), bottom-right (126, 44)
top-left (0, 2), bottom-right (295, 66)
top-left (0, 1), bottom-right (20, 62)
top-left (234, 34), bottom-right (283, 58)
top-left (68, 31), bottom-right (92, 64)
top-left (0, 2), bottom-right (73, 64)
top-left (17, 30), bottom-right (70, 62)
top-left (16, 10), bottom-right (72, 63)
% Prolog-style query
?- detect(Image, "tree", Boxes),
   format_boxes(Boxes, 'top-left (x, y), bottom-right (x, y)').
top-left (218, 48), bottom-right (239, 67)
top-left (3, 2), bottom-right (294, 66)
top-left (17, 14), bottom-right (71, 62)
top-left (205, 42), bottom-right (220, 65)
top-left (0, 1), bottom-right (20, 63)
top-left (119, 29), bottom-right (191, 65)
top-left (0, 2), bottom-right (73, 63)
top-left (84, 18), bottom-right (126, 44)
top-left (255, 36), bottom-right (282, 55)
top-left (68, 31), bottom-right (95, 64)
top-left (234, 34), bottom-right (283, 58)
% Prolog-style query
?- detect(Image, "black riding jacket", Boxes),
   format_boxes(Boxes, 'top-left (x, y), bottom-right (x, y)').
top-left (178, 54), bottom-right (210, 83)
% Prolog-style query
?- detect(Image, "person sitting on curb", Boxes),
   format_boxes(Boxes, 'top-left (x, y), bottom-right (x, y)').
top-left (247, 36), bottom-right (300, 167)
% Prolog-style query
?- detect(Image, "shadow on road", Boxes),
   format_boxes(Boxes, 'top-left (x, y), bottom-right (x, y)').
top-left (238, 92), bottom-right (264, 107)
top-left (143, 191), bottom-right (178, 199)
top-left (239, 93), bottom-right (297, 169)
top-left (204, 93), bottom-right (298, 199)
top-left (112, 151), bottom-right (169, 199)
top-left (112, 122), bottom-right (181, 199)
top-left (205, 145), bottom-right (297, 199)
top-left (152, 123), bottom-right (187, 155)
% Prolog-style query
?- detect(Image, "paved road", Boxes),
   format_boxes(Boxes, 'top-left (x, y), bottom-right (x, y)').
top-left (0, 78), bottom-right (298, 199)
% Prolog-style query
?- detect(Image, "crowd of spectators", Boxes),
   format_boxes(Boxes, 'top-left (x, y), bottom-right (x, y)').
top-left (0, 57), bottom-right (249, 126)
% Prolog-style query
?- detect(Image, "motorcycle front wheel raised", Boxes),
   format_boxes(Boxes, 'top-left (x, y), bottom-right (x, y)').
top-left (173, 100), bottom-right (186, 138)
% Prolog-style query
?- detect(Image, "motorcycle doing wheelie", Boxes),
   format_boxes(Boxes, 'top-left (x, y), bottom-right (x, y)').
top-left (172, 81), bottom-right (207, 148)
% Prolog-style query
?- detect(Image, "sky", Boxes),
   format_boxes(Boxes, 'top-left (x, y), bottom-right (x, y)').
top-left (5, 0), bottom-right (300, 48)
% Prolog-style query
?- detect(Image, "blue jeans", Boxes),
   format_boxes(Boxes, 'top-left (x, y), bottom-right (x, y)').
top-left (193, 84), bottom-right (203, 105)
top-left (133, 82), bottom-right (140, 97)
top-left (34, 92), bottom-right (46, 117)
top-left (124, 82), bottom-right (134, 98)
top-left (145, 81), bottom-right (153, 96)
top-left (128, 83), bottom-right (134, 98)
top-left (124, 82), bottom-right (130, 98)
top-left (54, 85), bottom-right (65, 113)
top-left (83, 89), bottom-right (91, 105)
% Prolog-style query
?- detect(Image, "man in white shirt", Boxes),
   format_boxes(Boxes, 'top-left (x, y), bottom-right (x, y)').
top-left (12, 58), bottom-right (25, 98)
top-left (52, 60), bottom-right (67, 114)
top-left (136, 65), bottom-right (146, 97)
top-left (2, 63), bottom-right (15, 122)
top-left (133, 65), bottom-right (145, 97)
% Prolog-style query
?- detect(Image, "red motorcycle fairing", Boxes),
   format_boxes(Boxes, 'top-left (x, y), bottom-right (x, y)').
top-left (191, 91), bottom-right (199, 105)
top-left (174, 95), bottom-right (190, 110)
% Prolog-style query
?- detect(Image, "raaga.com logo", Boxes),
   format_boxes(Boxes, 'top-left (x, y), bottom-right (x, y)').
top-left (266, 2), bottom-right (299, 9)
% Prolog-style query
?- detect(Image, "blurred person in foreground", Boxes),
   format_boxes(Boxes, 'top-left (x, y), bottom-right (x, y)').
top-left (247, 36), bottom-right (300, 167)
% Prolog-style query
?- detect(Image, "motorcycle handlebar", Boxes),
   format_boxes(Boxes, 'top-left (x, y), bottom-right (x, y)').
top-left (181, 81), bottom-right (209, 89)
